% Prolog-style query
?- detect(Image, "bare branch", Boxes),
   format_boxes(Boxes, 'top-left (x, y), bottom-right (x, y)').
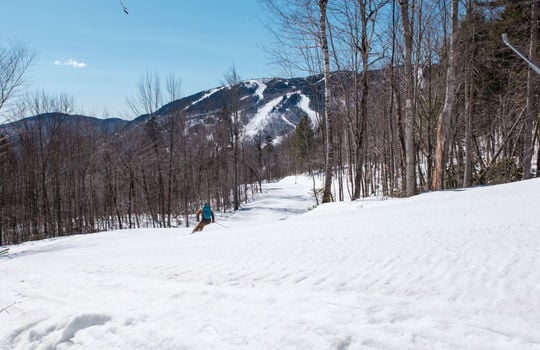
top-left (0, 43), bottom-right (35, 117)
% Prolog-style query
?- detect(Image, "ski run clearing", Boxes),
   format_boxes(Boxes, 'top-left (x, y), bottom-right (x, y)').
top-left (1, 175), bottom-right (539, 350)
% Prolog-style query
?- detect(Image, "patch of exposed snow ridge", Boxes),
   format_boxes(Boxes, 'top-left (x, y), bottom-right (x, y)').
top-left (298, 93), bottom-right (319, 127)
top-left (244, 79), bottom-right (266, 101)
top-left (244, 94), bottom-right (285, 139)
top-left (244, 91), bottom-right (317, 140)
top-left (185, 86), bottom-right (224, 110)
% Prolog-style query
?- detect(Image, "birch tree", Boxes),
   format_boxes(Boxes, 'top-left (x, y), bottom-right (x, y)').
top-left (319, 0), bottom-right (336, 203)
top-left (432, 0), bottom-right (459, 190)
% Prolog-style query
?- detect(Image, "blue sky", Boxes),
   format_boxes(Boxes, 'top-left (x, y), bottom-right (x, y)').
top-left (0, 0), bottom-right (277, 119)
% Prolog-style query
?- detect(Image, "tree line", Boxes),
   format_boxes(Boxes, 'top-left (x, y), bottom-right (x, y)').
top-left (0, 81), bottom-right (289, 245)
top-left (263, 0), bottom-right (538, 200)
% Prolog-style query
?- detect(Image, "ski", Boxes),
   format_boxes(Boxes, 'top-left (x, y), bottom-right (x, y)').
top-left (0, 248), bottom-right (9, 256)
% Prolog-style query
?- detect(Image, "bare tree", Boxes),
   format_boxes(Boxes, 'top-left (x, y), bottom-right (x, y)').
top-left (127, 71), bottom-right (163, 119)
top-left (522, 1), bottom-right (537, 179)
top-left (0, 42), bottom-right (35, 164)
top-left (17, 91), bottom-right (73, 239)
top-left (127, 72), bottom-right (166, 226)
top-left (262, 0), bottom-right (324, 78)
top-left (262, 0), bottom-right (327, 203)
top-left (432, 0), bottom-right (459, 190)
top-left (0, 42), bottom-right (34, 116)
top-left (164, 74), bottom-right (182, 226)
top-left (223, 65), bottom-right (243, 210)
top-left (397, 0), bottom-right (417, 196)
top-left (319, 0), bottom-right (336, 203)
top-left (338, 0), bottom-right (388, 199)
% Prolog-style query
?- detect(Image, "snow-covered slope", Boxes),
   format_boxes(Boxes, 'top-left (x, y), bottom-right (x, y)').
top-left (159, 76), bottom-right (322, 142)
top-left (2, 177), bottom-right (539, 349)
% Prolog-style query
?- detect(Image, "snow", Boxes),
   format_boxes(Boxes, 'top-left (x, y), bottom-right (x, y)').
top-left (244, 91), bottom-right (317, 140)
top-left (298, 93), bottom-right (319, 128)
top-left (185, 87), bottom-right (224, 110)
top-left (245, 79), bottom-right (267, 101)
top-left (2, 176), bottom-right (540, 349)
top-left (244, 95), bottom-right (285, 139)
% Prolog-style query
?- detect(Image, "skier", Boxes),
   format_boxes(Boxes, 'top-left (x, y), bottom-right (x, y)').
top-left (192, 202), bottom-right (215, 233)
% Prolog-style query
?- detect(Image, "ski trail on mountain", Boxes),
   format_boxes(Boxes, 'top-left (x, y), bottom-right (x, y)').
top-left (2, 177), bottom-right (540, 349)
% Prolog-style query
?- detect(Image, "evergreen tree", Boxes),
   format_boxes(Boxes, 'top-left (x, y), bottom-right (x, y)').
top-left (292, 114), bottom-right (315, 172)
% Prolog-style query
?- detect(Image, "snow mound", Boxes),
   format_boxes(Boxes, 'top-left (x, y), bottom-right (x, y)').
top-left (57, 314), bottom-right (112, 346)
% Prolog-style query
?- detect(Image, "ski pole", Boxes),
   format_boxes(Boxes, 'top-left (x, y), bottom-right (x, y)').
top-left (213, 222), bottom-right (230, 229)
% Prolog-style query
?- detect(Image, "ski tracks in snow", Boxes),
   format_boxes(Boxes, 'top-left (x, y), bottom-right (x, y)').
top-left (2, 177), bottom-right (540, 349)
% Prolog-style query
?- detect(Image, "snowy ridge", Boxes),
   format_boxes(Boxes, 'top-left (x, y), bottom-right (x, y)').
top-left (280, 114), bottom-right (296, 128)
top-left (298, 94), bottom-right (319, 127)
top-left (244, 94), bottom-right (285, 139)
top-left (2, 177), bottom-right (539, 349)
top-left (184, 86), bottom-right (224, 111)
top-left (173, 76), bottom-right (324, 141)
top-left (245, 79), bottom-right (266, 101)
top-left (244, 91), bottom-right (316, 140)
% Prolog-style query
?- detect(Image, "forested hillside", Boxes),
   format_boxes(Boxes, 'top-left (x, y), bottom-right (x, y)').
top-left (0, 0), bottom-right (538, 245)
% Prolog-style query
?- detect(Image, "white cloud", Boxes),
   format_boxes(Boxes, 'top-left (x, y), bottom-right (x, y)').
top-left (53, 58), bottom-right (87, 68)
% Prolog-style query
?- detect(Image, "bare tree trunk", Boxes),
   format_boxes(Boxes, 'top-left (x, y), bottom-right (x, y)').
top-left (432, 0), bottom-right (459, 190)
top-left (462, 0), bottom-right (475, 188)
top-left (128, 72), bottom-right (164, 226)
top-left (536, 124), bottom-right (540, 178)
top-left (352, 0), bottom-right (375, 200)
top-left (234, 123), bottom-right (240, 210)
top-left (165, 75), bottom-right (182, 227)
top-left (523, 0), bottom-right (537, 180)
top-left (320, 0), bottom-right (335, 203)
top-left (463, 66), bottom-right (474, 187)
top-left (398, 0), bottom-right (416, 196)
top-left (223, 65), bottom-right (242, 210)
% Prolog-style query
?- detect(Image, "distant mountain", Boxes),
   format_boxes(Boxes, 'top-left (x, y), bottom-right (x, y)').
top-left (0, 113), bottom-right (130, 139)
top-left (1, 75), bottom-right (325, 143)
top-left (144, 75), bottom-right (325, 141)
